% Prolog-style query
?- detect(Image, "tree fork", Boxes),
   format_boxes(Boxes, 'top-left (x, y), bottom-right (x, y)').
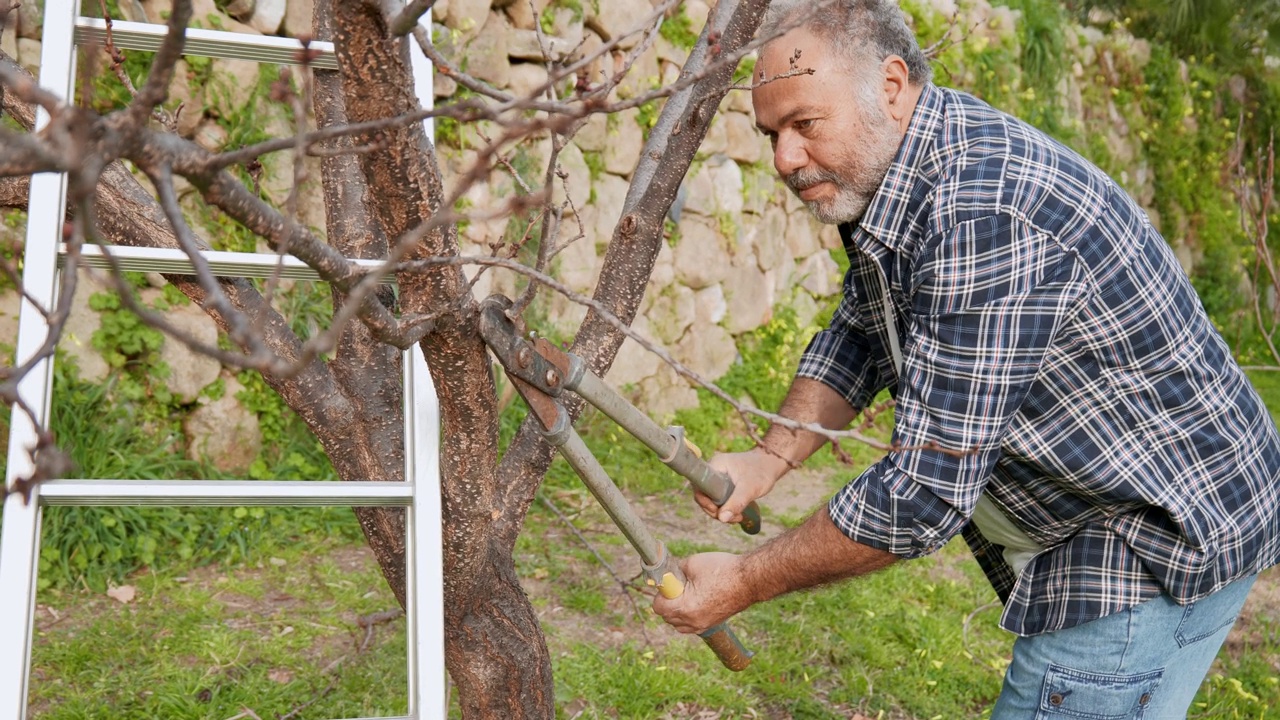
top-left (493, 0), bottom-right (772, 550)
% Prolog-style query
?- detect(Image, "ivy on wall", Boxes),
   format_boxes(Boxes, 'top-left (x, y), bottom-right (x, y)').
top-left (906, 0), bottom-right (1280, 361)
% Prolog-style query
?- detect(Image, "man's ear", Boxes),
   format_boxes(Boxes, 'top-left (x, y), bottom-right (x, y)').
top-left (881, 55), bottom-right (912, 123)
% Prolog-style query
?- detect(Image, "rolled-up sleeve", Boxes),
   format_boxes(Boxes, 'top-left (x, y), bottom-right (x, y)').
top-left (828, 215), bottom-right (1089, 557)
top-left (797, 264), bottom-right (884, 412)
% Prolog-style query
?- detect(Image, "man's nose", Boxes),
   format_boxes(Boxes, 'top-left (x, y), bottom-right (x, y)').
top-left (773, 134), bottom-right (807, 177)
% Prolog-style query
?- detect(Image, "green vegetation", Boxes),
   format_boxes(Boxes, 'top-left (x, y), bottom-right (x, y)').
top-left (540, 0), bottom-right (585, 36)
top-left (1, 210), bottom-right (26, 292)
top-left (582, 149), bottom-right (606, 183)
top-left (16, 1), bottom-right (1280, 717)
top-left (1073, 0), bottom-right (1280, 65)
top-left (22, 313), bottom-right (1280, 719)
top-left (29, 535), bottom-right (406, 720)
top-left (900, 0), bottom-right (1280, 365)
top-left (29, 363), bottom-right (359, 593)
top-left (658, 10), bottom-right (699, 51)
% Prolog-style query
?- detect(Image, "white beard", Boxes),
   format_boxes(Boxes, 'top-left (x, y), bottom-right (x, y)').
top-left (784, 102), bottom-right (901, 225)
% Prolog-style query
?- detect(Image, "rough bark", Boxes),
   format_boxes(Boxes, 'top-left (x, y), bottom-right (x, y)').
top-left (312, 0), bottom-right (412, 611)
top-left (325, 2), bottom-right (549, 716)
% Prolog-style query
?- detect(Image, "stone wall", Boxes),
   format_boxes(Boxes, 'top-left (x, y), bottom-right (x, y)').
top-left (433, 0), bottom-right (850, 418)
top-left (1, 0), bottom-right (1200, 469)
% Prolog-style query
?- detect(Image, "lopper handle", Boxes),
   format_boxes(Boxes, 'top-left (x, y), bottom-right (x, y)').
top-left (564, 369), bottom-right (765, 536)
top-left (680, 437), bottom-right (763, 536)
top-left (708, 467), bottom-right (762, 536)
top-left (698, 623), bottom-right (754, 672)
top-left (645, 546), bottom-right (755, 672)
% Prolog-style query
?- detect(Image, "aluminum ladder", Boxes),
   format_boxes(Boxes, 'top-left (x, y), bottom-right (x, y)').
top-left (0, 2), bottom-right (447, 717)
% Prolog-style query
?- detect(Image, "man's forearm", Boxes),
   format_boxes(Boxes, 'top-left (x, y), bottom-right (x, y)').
top-left (760, 377), bottom-right (859, 467)
top-left (740, 506), bottom-right (898, 605)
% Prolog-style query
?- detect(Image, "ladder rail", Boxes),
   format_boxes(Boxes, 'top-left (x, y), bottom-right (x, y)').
top-left (37, 480), bottom-right (417, 506)
top-left (74, 17), bottom-right (340, 69)
top-left (0, 0), bottom-right (81, 714)
top-left (72, 243), bottom-right (394, 282)
top-left (0, 2), bottom-right (446, 718)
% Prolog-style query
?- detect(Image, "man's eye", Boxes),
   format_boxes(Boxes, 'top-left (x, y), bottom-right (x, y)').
top-left (795, 119), bottom-right (815, 131)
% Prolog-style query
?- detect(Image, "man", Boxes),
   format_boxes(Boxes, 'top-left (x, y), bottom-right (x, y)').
top-left (651, 1), bottom-right (1280, 716)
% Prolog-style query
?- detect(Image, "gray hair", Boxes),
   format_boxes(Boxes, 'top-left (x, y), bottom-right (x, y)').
top-left (760, 0), bottom-right (932, 86)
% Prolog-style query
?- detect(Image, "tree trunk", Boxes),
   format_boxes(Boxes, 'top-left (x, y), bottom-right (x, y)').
top-left (323, 2), bottom-right (553, 714)
top-left (1, 0), bottom-right (769, 710)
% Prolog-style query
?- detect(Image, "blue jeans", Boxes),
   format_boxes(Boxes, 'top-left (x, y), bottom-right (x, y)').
top-left (990, 573), bottom-right (1257, 719)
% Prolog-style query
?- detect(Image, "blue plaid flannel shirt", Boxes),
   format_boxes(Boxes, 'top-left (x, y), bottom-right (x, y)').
top-left (801, 83), bottom-right (1280, 636)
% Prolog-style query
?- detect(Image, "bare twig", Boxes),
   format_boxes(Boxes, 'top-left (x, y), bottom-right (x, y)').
top-left (277, 676), bottom-right (339, 720)
top-left (961, 599), bottom-right (1003, 672)
top-left (355, 608), bottom-right (404, 654)
top-left (537, 492), bottom-right (653, 646)
top-left (93, 0), bottom-right (185, 131)
top-left (387, 0), bottom-right (437, 36)
top-left (1233, 113), bottom-right (1280, 366)
top-left (399, 255), bottom-right (970, 456)
top-left (922, 15), bottom-right (979, 59)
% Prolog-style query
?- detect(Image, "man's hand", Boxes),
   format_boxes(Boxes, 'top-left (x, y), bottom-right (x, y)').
top-left (655, 510), bottom-right (899, 638)
top-left (652, 552), bottom-right (754, 634)
top-left (698, 378), bottom-right (858, 524)
top-left (697, 447), bottom-right (790, 524)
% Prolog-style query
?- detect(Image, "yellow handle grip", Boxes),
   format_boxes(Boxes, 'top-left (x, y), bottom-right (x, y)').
top-left (647, 564), bottom-right (754, 672)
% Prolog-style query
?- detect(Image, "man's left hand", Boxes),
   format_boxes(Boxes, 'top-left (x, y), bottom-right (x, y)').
top-left (652, 552), bottom-right (754, 634)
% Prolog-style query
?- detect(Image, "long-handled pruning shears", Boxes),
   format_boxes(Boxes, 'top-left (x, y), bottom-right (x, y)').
top-left (478, 297), bottom-right (759, 671)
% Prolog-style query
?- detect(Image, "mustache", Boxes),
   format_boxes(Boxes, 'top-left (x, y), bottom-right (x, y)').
top-left (784, 167), bottom-right (844, 194)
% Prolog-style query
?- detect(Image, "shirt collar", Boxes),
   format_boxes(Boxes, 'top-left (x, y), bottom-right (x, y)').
top-left (848, 83), bottom-right (946, 250)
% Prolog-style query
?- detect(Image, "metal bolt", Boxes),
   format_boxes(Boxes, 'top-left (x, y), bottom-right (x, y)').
top-left (516, 346), bottom-right (533, 368)
top-left (545, 369), bottom-right (560, 387)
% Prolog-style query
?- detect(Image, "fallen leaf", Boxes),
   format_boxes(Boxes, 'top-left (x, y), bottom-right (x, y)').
top-left (106, 585), bottom-right (136, 604)
top-left (267, 668), bottom-right (294, 684)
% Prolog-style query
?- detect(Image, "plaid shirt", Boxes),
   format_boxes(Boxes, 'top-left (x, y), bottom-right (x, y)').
top-left (801, 84), bottom-right (1280, 636)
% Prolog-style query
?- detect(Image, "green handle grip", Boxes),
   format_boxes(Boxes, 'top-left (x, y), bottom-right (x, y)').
top-left (700, 465), bottom-right (763, 536)
top-left (699, 623), bottom-right (755, 672)
top-left (737, 501), bottom-right (762, 536)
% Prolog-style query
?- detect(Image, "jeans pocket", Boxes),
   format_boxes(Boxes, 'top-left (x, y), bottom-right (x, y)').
top-left (1175, 598), bottom-right (1240, 648)
top-left (1035, 664), bottom-right (1163, 720)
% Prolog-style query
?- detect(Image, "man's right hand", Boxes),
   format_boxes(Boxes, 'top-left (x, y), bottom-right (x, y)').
top-left (697, 446), bottom-right (791, 524)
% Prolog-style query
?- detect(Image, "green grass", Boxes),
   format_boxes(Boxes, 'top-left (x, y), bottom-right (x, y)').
top-left (1247, 370), bottom-right (1280, 426)
top-left (16, 309), bottom-right (1280, 720)
top-left (29, 534), bottom-right (406, 720)
top-left (16, 364), bottom-right (361, 593)
top-left (546, 541), bottom-right (1007, 719)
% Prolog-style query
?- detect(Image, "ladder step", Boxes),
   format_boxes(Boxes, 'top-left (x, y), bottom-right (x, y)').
top-left (69, 244), bottom-right (394, 283)
top-left (37, 480), bottom-right (413, 506)
top-left (74, 17), bottom-right (339, 70)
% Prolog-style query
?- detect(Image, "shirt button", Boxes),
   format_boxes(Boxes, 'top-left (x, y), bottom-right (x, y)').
top-left (1049, 693), bottom-right (1064, 706)
top-left (1140, 693), bottom-right (1151, 705)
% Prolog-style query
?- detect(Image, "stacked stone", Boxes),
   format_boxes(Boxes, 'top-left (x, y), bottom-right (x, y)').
top-left (433, 0), bottom-right (846, 418)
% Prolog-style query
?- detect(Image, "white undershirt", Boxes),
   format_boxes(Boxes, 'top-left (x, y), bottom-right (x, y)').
top-left (970, 494), bottom-right (1045, 576)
